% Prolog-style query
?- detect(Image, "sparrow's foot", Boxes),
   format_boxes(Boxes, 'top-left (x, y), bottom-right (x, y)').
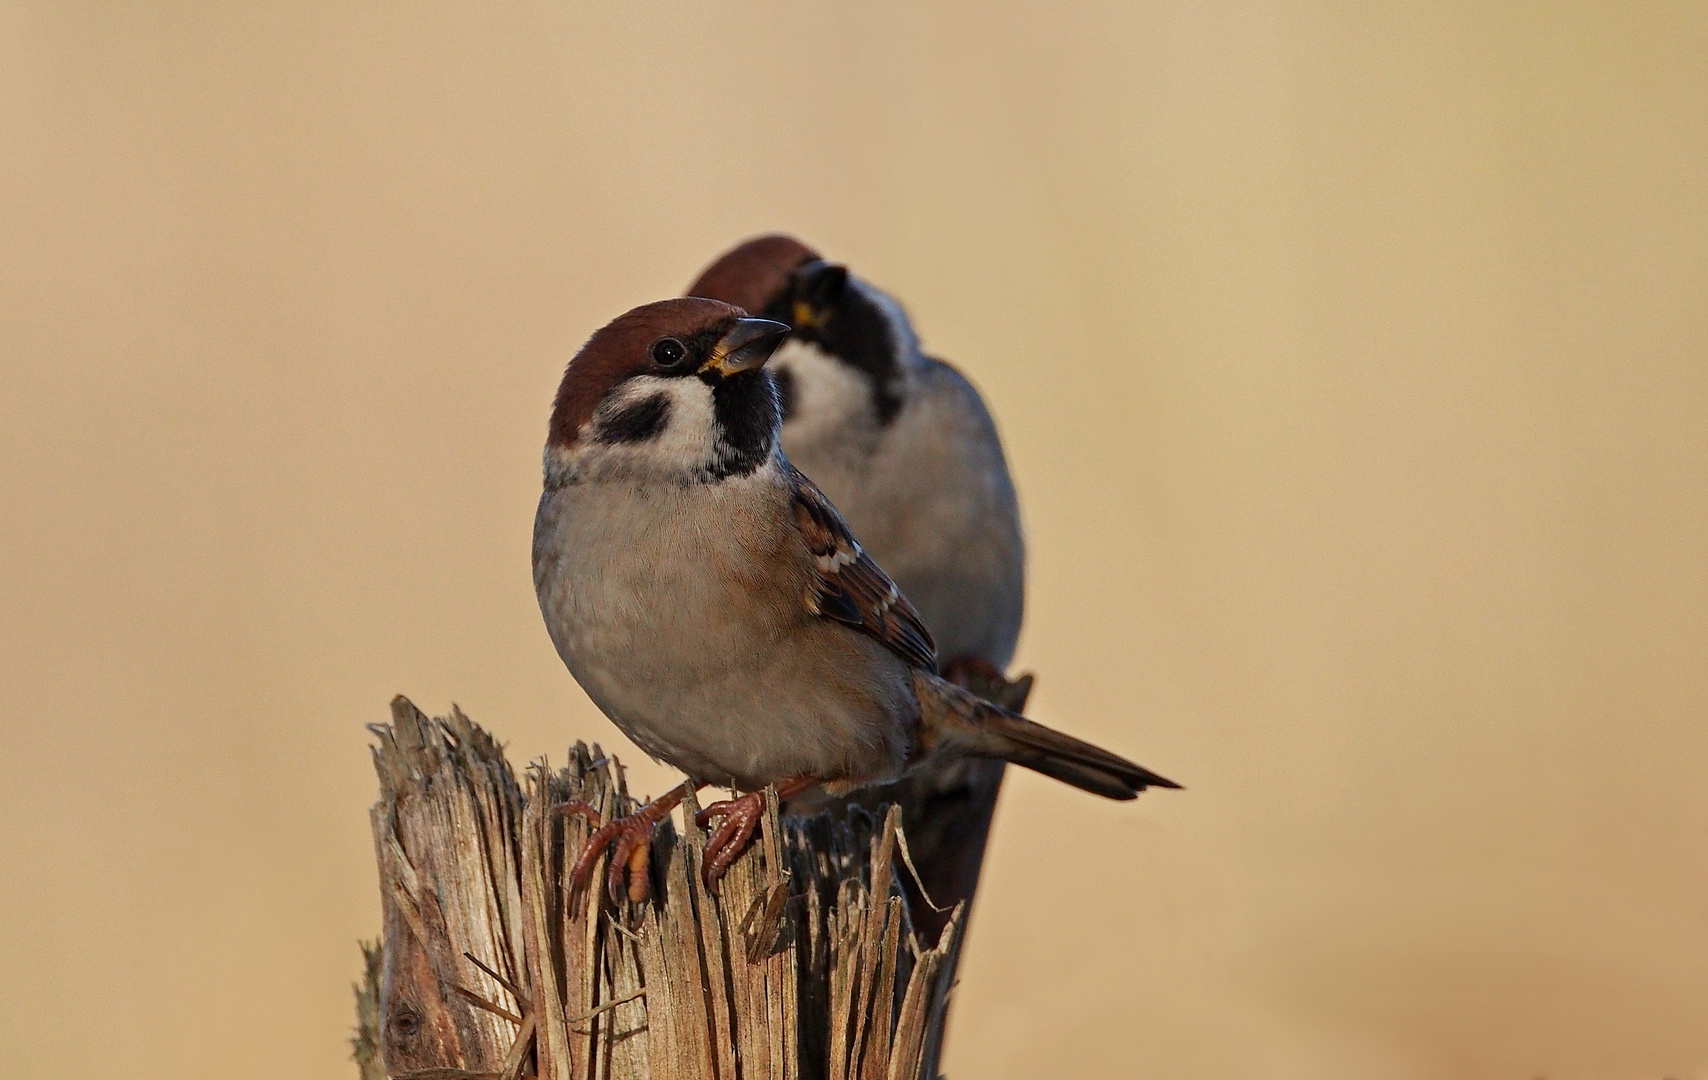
top-left (695, 778), bottom-right (816, 893)
top-left (695, 792), bottom-right (764, 893)
top-left (559, 781), bottom-right (698, 906)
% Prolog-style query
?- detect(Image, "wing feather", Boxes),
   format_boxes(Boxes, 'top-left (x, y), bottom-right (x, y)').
top-left (787, 464), bottom-right (938, 673)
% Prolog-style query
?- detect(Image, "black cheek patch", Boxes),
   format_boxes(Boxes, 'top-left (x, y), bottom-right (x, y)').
top-left (782, 285), bottom-right (904, 426)
top-left (598, 393), bottom-right (672, 443)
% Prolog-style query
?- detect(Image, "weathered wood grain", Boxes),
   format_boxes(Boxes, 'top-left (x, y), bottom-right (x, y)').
top-left (360, 698), bottom-right (962, 1080)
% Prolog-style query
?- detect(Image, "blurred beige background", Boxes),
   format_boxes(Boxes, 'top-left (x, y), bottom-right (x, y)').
top-left (3, 3), bottom-right (1705, 1078)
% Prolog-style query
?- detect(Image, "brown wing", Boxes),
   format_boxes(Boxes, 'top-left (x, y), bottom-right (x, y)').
top-left (787, 464), bottom-right (939, 673)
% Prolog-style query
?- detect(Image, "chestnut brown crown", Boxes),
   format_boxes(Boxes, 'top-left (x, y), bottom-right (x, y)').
top-left (686, 234), bottom-right (820, 315)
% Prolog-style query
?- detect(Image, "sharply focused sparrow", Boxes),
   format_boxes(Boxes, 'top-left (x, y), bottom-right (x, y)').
top-left (533, 297), bottom-right (1175, 901)
top-left (687, 236), bottom-right (1026, 928)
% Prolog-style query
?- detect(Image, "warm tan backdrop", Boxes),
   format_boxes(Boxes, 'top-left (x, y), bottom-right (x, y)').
top-left (3, 3), bottom-right (1705, 1078)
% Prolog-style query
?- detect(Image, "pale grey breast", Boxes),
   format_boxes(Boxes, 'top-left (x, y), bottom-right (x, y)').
top-left (534, 463), bottom-right (918, 789)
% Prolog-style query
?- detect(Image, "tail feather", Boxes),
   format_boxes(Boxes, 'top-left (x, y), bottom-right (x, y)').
top-left (913, 671), bottom-right (1181, 800)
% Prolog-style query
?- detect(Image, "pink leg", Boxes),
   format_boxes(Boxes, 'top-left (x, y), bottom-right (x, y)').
top-left (695, 777), bottom-right (817, 892)
top-left (558, 780), bottom-right (701, 905)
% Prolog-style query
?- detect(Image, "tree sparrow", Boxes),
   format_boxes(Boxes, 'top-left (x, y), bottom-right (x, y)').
top-left (687, 237), bottom-right (1027, 930)
top-left (687, 236), bottom-right (1024, 670)
top-left (533, 298), bottom-right (1176, 901)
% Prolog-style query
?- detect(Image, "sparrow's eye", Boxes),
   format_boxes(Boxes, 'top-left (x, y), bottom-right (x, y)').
top-left (650, 337), bottom-right (688, 370)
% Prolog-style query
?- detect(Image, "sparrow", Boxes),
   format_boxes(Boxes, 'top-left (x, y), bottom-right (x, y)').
top-left (533, 297), bottom-right (1176, 903)
top-left (686, 235), bottom-right (1024, 671)
top-left (686, 236), bottom-right (1026, 931)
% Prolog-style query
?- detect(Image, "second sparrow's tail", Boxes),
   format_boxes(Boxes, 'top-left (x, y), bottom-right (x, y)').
top-left (911, 671), bottom-right (1181, 800)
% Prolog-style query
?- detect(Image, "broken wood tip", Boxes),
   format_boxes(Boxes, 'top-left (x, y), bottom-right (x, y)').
top-left (358, 696), bottom-right (963, 1080)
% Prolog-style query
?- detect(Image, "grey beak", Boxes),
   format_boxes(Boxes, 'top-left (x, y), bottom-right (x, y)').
top-left (706, 317), bottom-right (792, 376)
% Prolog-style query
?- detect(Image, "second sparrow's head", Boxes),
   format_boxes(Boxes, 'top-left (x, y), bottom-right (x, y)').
top-left (546, 298), bottom-right (790, 486)
top-left (687, 235), bottom-right (921, 440)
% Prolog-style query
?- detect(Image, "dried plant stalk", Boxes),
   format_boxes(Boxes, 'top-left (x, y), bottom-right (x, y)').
top-left (360, 697), bottom-right (962, 1080)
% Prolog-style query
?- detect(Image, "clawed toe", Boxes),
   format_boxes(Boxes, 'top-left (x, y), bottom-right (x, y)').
top-left (558, 785), bottom-right (692, 908)
top-left (604, 822), bottom-right (656, 904)
top-left (697, 791), bottom-right (766, 893)
top-left (557, 778), bottom-right (812, 902)
top-left (695, 777), bottom-right (820, 893)
top-left (561, 810), bottom-right (656, 904)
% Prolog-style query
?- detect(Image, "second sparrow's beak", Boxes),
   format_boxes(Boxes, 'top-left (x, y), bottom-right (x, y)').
top-left (790, 260), bottom-right (849, 331)
top-left (703, 318), bottom-right (791, 377)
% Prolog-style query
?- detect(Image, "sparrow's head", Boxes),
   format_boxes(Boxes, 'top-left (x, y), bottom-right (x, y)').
top-left (687, 235), bottom-right (920, 437)
top-left (546, 298), bottom-right (790, 486)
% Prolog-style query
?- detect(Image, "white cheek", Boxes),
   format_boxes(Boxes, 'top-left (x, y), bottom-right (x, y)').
top-left (634, 375), bottom-right (718, 465)
top-left (774, 341), bottom-right (872, 446)
top-left (565, 375), bottom-right (720, 480)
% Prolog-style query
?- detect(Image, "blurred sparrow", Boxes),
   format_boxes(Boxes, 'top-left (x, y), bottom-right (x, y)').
top-left (687, 235), bottom-right (1023, 671)
top-left (533, 298), bottom-right (1176, 902)
top-left (688, 236), bottom-right (1027, 928)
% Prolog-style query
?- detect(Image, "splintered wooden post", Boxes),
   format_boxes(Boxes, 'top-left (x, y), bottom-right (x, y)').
top-left (358, 696), bottom-right (963, 1080)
